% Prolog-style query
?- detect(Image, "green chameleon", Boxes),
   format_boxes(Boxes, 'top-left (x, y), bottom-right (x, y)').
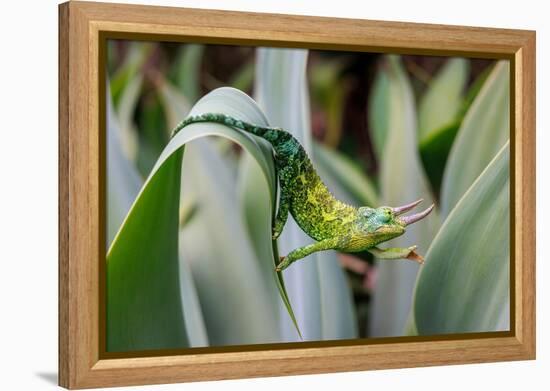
top-left (172, 113), bottom-right (434, 272)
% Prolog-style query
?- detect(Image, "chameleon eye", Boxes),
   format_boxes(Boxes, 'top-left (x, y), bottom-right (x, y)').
top-left (380, 210), bottom-right (391, 223)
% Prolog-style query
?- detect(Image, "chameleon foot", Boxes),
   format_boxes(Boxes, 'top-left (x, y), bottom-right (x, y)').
top-left (272, 229), bottom-right (282, 240)
top-left (405, 246), bottom-right (425, 264)
top-left (275, 256), bottom-right (289, 272)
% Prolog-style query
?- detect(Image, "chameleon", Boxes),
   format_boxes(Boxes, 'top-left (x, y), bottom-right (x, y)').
top-left (171, 113), bottom-right (434, 272)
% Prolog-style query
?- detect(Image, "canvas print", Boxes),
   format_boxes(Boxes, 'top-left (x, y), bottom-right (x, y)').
top-left (105, 40), bottom-right (510, 353)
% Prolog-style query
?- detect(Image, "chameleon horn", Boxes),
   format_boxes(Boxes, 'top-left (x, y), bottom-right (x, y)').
top-left (401, 204), bottom-right (435, 226)
top-left (391, 199), bottom-right (423, 216)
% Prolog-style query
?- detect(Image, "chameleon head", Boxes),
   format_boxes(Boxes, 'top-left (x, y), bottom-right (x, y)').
top-left (356, 199), bottom-right (435, 245)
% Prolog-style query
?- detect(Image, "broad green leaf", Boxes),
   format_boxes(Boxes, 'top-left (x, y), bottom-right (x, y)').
top-left (418, 58), bottom-right (469, 143)
top-left (107, 148), bottom-right (186, 352)
top-left (310, 60), bottom-right (347, 147)
top-left (107, 87), bottom-right (299, 350)
top-left (313, 141), bottom-right (378, 207)
top-left (419, 120), bottom-right (460, 195)
top-left (418, 58), bottom-right (468, 192)
top-left (169, 85), bottom-right (295, 345)
top-left (252, 47), bottom-right (357, 341)
top-left (179, 139), bottom-right (282, 345)
top-left (171, 44), bottom-right (204, 103)
top-left (110, 42), bottom-right (152, 107)
top-left (412, 142), bottom-right (509, 334)
top-left (419, 62), bottom-right (493, 196)
top-left (109, 43), bottom-right (155, 163)
top-left (441, 61), bottom-right (510, 216)
top-left (237, 151), bottom-right (285, 315)
top-left (115, 73), bottom-right (142, 161)
top-left (156, 78), bottom-right (208, 347)
top-left (460, 62), bottom-right (493, 118)
top-left (368, 66), bottom-right (391, 160)
top-left (170, 87), bottom-right (300, 342)
top-left (106, 84), bottom-right (142, 247)
top-left (369, 55), bottom-right (439, 337)
top-left (136, 92), bottom-right (170, 177)
top-left (157, 76), bottom-right (192, 134)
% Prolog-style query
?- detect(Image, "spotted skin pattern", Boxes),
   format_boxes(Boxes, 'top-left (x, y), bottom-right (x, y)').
top-left (172, 113), bottom-right (433, 271)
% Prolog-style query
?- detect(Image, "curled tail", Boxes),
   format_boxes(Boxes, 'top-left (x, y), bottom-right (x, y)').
top-left (171, 113), bottom-right (288, 144)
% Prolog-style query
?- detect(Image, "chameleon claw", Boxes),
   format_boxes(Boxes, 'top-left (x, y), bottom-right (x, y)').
top-left (405, 245), bottom-right (425, 264)
top-left (275, 256), bottom-right (287, 272)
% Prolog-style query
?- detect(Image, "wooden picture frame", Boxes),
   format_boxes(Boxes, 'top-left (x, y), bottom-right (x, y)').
top-left (58, 1), bottom-right (536, 388)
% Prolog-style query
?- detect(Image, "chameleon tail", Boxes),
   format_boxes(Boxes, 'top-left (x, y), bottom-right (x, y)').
top-left (171, 113), bottom-right (286, 144)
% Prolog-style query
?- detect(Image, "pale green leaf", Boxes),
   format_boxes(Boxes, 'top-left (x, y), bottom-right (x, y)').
top-left (368, 66), bottom-right (391, 159)
top-left (106, 84), bottom-right (142, 247)
top-left (115, 73), bottom-right (142, 161)
top-left (418, 58), bottom-right (469, 142)
top-left (369, 55), bottom-right (439, 337)
top-left (166, 85), bottom-right (299, 343)
top-left (252, 47), bottom-right (357, 341)
top-left (156, 78), bottom-right (208, 347)
top-left (441, 61), bottom-right (510, 216)
top-left (172, 44), bottom-right (204, 103)
top-left (412, 142), bottom-right (509, 334)
top-left (107, 148), bottom-right (186, 352)
top-left (107, 87), bottom-right (299, 350)
top-left (179, 139), bottom-right (281, 345)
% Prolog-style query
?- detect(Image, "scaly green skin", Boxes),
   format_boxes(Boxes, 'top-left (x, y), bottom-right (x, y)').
top-left (172, 113), bottom-right (433, 271)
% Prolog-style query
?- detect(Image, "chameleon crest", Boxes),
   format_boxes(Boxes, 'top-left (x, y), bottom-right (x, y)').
top-left (172, 113), bottom-right (434, 271)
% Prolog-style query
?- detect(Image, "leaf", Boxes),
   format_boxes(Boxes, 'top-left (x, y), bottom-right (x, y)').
top-left (237, 151), bottom-right (286, 316)
top-left (369, 55), bottom-right (439, 337)
top-left (171, 44), bottom-right (204, 103)
top-left (179, 139), bottom-right (282, 345)
top-left (110, 42), bottom-right (153, 107)
top-left (412, 142), bottom-right (509, 334)
top-left (115, 73), bottom-right (142, 161)
top-left (419, 120), bottom-right (460, 195)
top-left (312, 141), bottom-right (379, 207)
top-left (368, 66), bottom-right (391, 160)
top-left (157, 76), bottom-right (192, 134)
top-left (251, 47), bottom-right (357, 341)
top-left (418, 58), bottom-right (469, 193)
top-left (441, 61), bottom-right (510, 217)
top-left (109, 43), bottom-right (154, 162)
top-left (310, 60), bottom-right (348, 147)
top-left (418, 58), bottom-right (469, 143)
top-left (460, 62), bottom-right (493, 118)
top-left (107, 148), bottom-right (187, 352)
top-left (107, 87), bottom-right (300, 350)
top-left (156, 78), bottom-right (208, 347)
top-left (106, 84), bottom-right (142, 247)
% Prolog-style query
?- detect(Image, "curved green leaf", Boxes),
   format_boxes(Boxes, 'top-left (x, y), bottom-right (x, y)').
top-left (107, 87), bottom-right (299, 350)
top-left (418, 58), bottom-right (469, 192)
top-left (369, 55), bottom-right (439, 337)
top-left (368, 66), bottom-right (391, 159)
top-left (106, 84), bottom-right (142, 247)
top-left (251, 47), bottom-right (357, 341)
top-left (156, 78), bottom-right (208, 347)
top-left (412, 142), bottom-right (509, 334)
top-left (418, 58), bottom-right (469, 143)
top-left (441, 61), bottom-right (510, 216)
top-left (107, 148), bottom-right (186, 352)
top-left (171, 44), bottom-right (204, 103)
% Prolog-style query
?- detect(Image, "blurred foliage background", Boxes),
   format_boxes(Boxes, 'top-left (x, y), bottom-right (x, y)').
top-left (106, 40), bottom-right (510, 352)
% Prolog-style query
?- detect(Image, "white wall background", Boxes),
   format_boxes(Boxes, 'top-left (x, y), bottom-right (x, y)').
top-left (0, 0), bottom-right (546, 389)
